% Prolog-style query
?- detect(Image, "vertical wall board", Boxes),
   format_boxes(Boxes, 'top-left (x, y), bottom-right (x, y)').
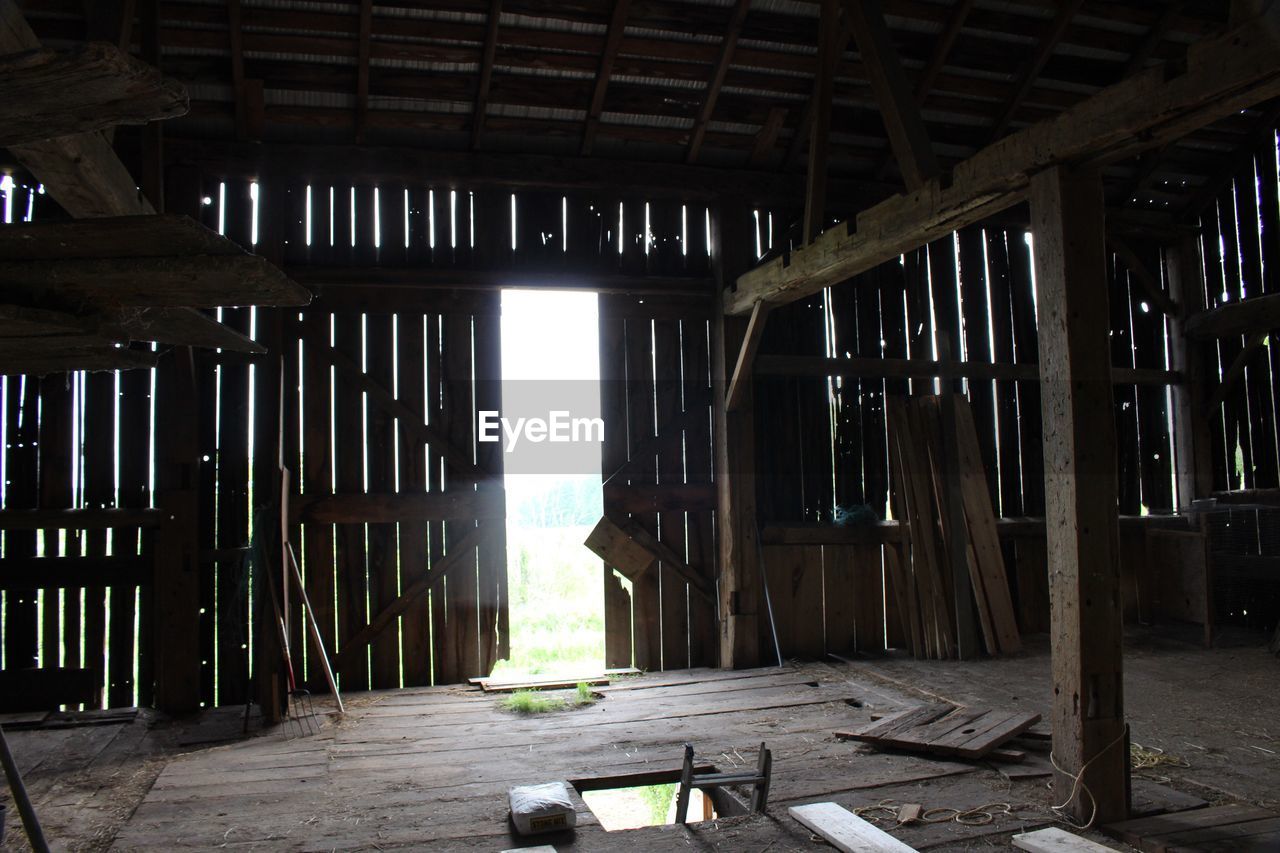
top-left (473, 305), bottom-right (506, 671)
top-left (622, 315), bottom-right (662, 670)
top-left (619, 197), bottom-right (648, 276)
top-left (761, 546), bottom-right (796, 655)
top-left (283, 183), bottom-right (310, 267)
top-left (216, 309), bottom-right (252, 706)
top-left (855, 280), bottom-right (888, 517)
top-left (649, 199), bottom-right (682, 277)
top-left (333, 311), bottom-right (369, 691)
top-left (194, 350), bottom-right (218, 707)
top-left (1234, 172), bottom-right (1280, 489)
top-left (1013, 538), bottom-right (1050, 633)
top-left (853, 544), bottom-right (887, 653)
top-left (598, 297), bottom-right (634, 669)
top-left (38, 376), bottom-right (77, 671)
top-left (429, 186), bottom-right (453, 269)
top-left (443, 312), bottom-right (481, 680)
top-left (113, 361), bottom-right (151, 708)
top-left (364, 312), bottom-right (400, 689)
top-left (957, 225), bottom-right (998, 501)
top-left (1259, 134), bottom-right (1280, 299)
top-left (986, 230), bottom-right (1022, 517)
top-left (1217, 191), bottom-right (1253, 490)
top-left (1007, 229), bottom-right (1044, 515)
top-left (310, 181), bottom-right (336, 267)
top-left (3, 378), bottom-right (39, 674)
top-left (763, 545), bottom-right (823, 658)
top-left (823, 546), bottom-right (858, 654)
top-left (353, 184), bottom-right (378, 267)
top-left (474, 189), bottom-right (512, 272)
top-left (682, 316), bottom-right (717, 667)
top-left (300, 310), bottom-right (337, 690)
top-left (281, 316), bottom-right (306, 678)
top-left (377, 184), bottom-right (407, 268)
top-left (397, 314), bottom-right (432, 686)
top-left (426, 313), bottom-right (452, 686)
top-left (1109, 260), bottom-right (1142, 513)
top-left (1198, 207), bottom-right (1231, 491)
top-left (684, 204), bottom-right (711, 277)
top-left (83, 372), bottom-right (115, 706)
top-left (653, 318), bottom-right (689, 669)
top-left (565, 193), bottom-right (603, 271)
top-left (405, 186), bottom-right (429, 267)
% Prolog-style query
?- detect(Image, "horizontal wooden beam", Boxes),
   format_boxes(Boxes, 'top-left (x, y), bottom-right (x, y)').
top-left (0, 42), bottom-right (187, 147)
top-left (290, 267), bottom-right (713, 299)
top-left (0, 345), bottom-right (157, 376)
top-left (755, 354), bottom-right (1183, 386)
top-left (1184, 292), bottom-right (1280, 339)
top-left (293, 489), bottom-right (505, 524)
top-left (0, 254), bottom-right (311, 309)
top-left (602, 483), bottom-right (716, 514)
top-left (761, 522), bottom-right (906, 546)
top-left (0, 554), bottom-right (150, 588)
top-left (727, 7), bottom-right (1280, 315)
top-left (157, 136), bottom-right (881, 207)
top-left (0, 507), bottom-right (163, 530)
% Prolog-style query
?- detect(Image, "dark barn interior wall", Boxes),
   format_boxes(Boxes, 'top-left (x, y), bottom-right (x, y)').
top-left (3, 122), bottom-right (1280, 706)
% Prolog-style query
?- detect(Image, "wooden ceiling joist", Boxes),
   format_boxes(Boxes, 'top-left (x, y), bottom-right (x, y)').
top-left (684, 0), bottom-right (751, 165)
top-left (0, 42), bottom-right (186, 147)
top-left (728, 6), bottom-right (1280, 316)
top-left (581, 0), bottom-right (631, 157)
top-left (470, 0), bottom-right (502, 150)
top-left (842, 0), bottom-right (939, 192)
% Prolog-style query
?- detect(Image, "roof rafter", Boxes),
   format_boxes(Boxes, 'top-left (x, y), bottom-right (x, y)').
top-left (803, 0), bottom-right (838, 242)
top-left (685, 0), bottom-right (751, 165)
top-left (354, 0), bottom-right (372, 143)
top-left (470, 0), bottom-right (502, 150)
top-left (987, 0), bottom-right (1084, 141)
top-left (581, 0), bottom-right (631, 156)
top-left (727, 6), bottom-right (1280, 315)
top-left (842, 0), bottom-right (938, 191)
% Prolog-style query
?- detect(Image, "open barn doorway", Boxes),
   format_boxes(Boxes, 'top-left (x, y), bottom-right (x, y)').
top-left (489, 289), bottom-right (606, 678)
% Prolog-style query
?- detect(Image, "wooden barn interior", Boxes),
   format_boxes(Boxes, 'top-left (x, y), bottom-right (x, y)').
top-left (2, 0), bottom-right (1280, 849)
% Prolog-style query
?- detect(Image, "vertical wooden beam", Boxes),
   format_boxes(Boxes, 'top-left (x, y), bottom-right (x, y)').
top-left (841, 0), bottom-right (939, 191)
top-left (581, 0), bottom-right (630, 156)
top-left (749, 106), bottom-right (786, 168)
top-left (1166, 237), bottom-right (1215, 505)
top-left (470, 0), bottom-right (502, 151)
top-left (1030, 164), bottom-right (1128, 826)
top-left (712, 201), bottom-right (759, 668)
top-left (685, 0), bottom-right (751, 165)
top-left (85, 0), bottom-right (137, 50)
top-left (355, 0), bottom-right (373, 144)
top-left (803, 0), bottom-right (837, 244)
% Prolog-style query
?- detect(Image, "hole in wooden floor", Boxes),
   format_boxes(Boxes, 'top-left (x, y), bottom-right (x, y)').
top-left (573, 767), bottom-right (749, 831)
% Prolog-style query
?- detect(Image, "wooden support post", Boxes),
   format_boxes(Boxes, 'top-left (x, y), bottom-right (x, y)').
top-left (1030, 165), bottom-right (1128, 825)
top-left (1166, 237), bottom-right (1215, 505)
top-left (713, 202), bottom-right (760, 668)
top-left (153, 346), bottom-right (202, 713)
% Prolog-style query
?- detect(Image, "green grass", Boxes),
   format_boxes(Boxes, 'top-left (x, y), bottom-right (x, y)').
top-left (498, 682), bottom-right (598, 715)
top-left (491, 525), bottom-right (608, 678)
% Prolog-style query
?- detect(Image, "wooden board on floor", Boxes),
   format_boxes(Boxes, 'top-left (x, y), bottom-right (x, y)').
top-left (838, 703), bottom-right (1041, 759)
top-left (789, 802), bottom-right (919, 852)
top-left (1014, 827), bottom-right (1121, 852)
top-left (1105, 803), bottom-right (1280, 852)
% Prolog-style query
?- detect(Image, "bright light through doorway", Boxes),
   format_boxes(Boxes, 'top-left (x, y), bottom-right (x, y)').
top-left (492, 290), bottom-right (605, 678)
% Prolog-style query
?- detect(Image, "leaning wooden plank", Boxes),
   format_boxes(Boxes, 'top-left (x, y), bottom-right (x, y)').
top-left (788, 802), bottom-right (918, 853)
top-left (584, 515), bottom-right (655, 581)
top-left (1013, 827), bottom-right (1122, 853)
top-left (0, 42), bottom-right (187, 146)
top-left (1184, 292), bottom-right (1280, 340)
top-left (728, 6), bottom-right (1280, 315)
top-left (0, 254), bottom-right (311, 308)
top-left (114, 307), bottom-right (266, 353)
top-left (481, 676), bottom-right (610, 693)
top-left (0, 215), bottom-right (246, 261)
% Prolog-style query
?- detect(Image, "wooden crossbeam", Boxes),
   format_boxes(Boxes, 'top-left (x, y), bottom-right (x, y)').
top-left (581, 0), bottom-right (630, 156)
top-left (842, 0), bottom-right (939, 191)
top-left (725, 300), bottom-right (771, 412)
top-left (354, 0), bottom-right (372, 143)
top-left (755, 355), bottom-right (1183, 387)
top-left (292, 489), bottom-right (505, 524)
top-left (0, 43), bottom-right (186, 147)
top-left (685, 0), bottom-right (750, 164)
top-left (0, 345), bottom-right (156, 376)
top-left (1185, 292), bottom-right (1280, 339)
top-left (728, 7), bottom-right (1280, 316)
top-left (1108, 236), bottom-right (1180, 317)
top-left (0, 555), bottom-right (149, 589)
top-left (470, 0), bottom-right (502, 150)
top-left (987, 0), bottom-right (1084, 141)
top-left (332, 524), bottom-right (484, 670)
